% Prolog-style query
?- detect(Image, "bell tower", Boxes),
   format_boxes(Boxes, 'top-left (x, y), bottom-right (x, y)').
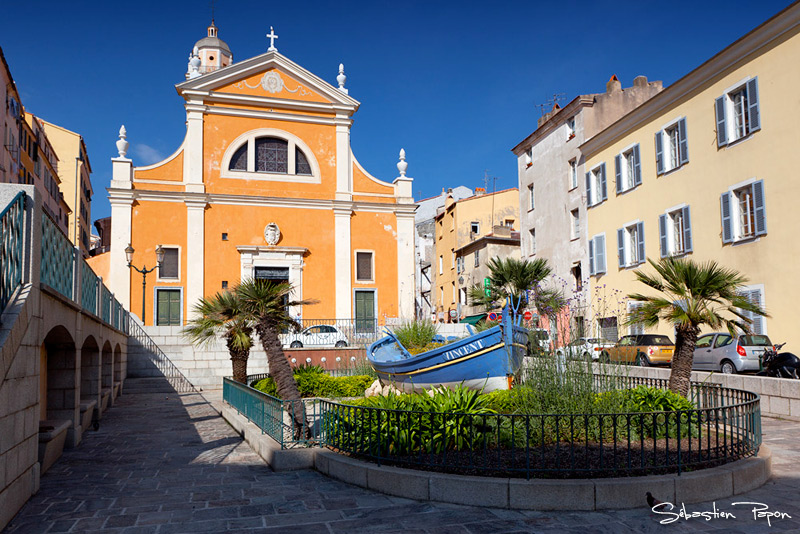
top-left (186, 20), bottom-right (233, 78)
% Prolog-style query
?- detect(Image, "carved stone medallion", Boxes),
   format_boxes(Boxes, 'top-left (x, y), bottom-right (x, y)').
top-left (264, 223), bottom-right (281, 245)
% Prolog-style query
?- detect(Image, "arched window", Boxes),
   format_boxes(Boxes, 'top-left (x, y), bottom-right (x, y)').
top-left (227, 135), bottom-right (314, 176)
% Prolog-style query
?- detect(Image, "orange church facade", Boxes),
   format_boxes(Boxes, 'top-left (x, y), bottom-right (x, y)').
top-left (103, 25), bottom-right (416, 328)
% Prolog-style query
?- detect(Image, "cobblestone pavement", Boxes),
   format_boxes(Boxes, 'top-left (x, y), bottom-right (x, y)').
top-left (4, 385), bottom-right (800, 534)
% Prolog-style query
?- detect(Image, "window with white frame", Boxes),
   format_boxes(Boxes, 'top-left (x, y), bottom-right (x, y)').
top-left (228, 136), bottom-right (313, 175)
top-left (474, 248), bottom-right (480, 267)
top-left (529, 228), bottom-right (536, 255)
top-left (566, 116), bottom-right (576, 140)
top-left (588, 234), bottom-right (607, 276)
top-left (716, 78), bottom-right (760, 147)
top-left (585, 163), bottom-right (607, 207)
top-left (504, 219), bottom-right (514, 228)
top-left (569, 159), bottom-right (578, 189)
top-left (452, 282), bottom-right (456, 304)
top-left (655, 118), bottom-right (688, 174)
top-left (614, 144), bottom-right (641, 194)
top-left (628, 302), bottom-right (645, 335)
top-left (356, 251), bottom-right (374, 281)
top-left (659, 206), bottom-right (692, 257)
top-left (439, 255), bottom-right (443, 275)
top-left (738, 285), bottom-right (765, 335)
top-left (528, 184), bottom-right (535, 210)
top-left (158, 247), bottom-right (180, 280)
top-left (721, 180), bottom-right (766, 243)
top-left (451, 251), bottom-right (456, 270)
top-left (524, 148), bottom-right (533, 167)
top-left (470, 221), bottom-right (480, 234)
top-left (570, 209), bottom-right (580, 240)
top-left (456, 256), bottom-right (464, 274)
top-left (617, 221), bottom-right (645, 268)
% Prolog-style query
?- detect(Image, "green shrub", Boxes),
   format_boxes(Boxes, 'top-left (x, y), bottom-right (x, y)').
top-left (392, 319), bottom-right (438, 349)
top-left (251, 373), bottom-right (373, 399)
top-left (252, 377), bottom-right (278, 397)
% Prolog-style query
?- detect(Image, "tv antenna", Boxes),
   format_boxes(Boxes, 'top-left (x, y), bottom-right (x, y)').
top-left (483, 170), bottom-right (499, 229)
top-left (538, 93), bottom-right (567, 115)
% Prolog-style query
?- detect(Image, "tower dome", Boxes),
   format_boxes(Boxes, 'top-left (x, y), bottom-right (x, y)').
top-left (192, 21), bottom-right (233, 75)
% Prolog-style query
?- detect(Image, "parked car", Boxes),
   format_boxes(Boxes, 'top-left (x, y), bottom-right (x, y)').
top-left (600, 334), bottom-right (674, 366)
top-left (557, 337), bottom-right (616, 361)
top-left (692, 332), bottom-right (772, 374)
top-left (527, 328), bottom-right (551, 355)
top-left (282, 325), bottom-right (348, 348)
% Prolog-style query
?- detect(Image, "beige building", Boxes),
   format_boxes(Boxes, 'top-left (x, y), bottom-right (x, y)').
top-left (40, 120), bottom-right (93, 257)
top-left (433, 188), bottom-right (519, 322)
top-left (583, 3), bottom-right (800, 348)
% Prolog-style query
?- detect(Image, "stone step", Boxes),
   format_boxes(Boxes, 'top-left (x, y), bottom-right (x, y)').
top-left (123, 377), bottom-right (180, 394)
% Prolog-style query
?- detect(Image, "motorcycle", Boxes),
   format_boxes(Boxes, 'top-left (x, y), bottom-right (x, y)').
top-left (756, 343), bottom-right (800, 379)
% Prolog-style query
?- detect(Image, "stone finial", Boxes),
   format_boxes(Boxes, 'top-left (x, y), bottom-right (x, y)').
top-left (337, 63), bottom-right (348, 94)
top-left (267, 26), bottom-right (278, 52)
top-left (116, 125), bottom-right (129, 158)
top-left (397, 148), bottom-right (407, 177)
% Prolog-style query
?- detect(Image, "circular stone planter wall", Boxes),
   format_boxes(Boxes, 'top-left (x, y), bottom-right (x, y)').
top-left (314, 445), bottom-right (771, 510)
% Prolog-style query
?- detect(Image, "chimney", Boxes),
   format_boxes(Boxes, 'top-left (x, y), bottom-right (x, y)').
top-left (633, 75), bottom-right (649, 88)
top-left (606, 74), bottom-right (622, 94)
top-left (475, 187), bottom-right (486, 196)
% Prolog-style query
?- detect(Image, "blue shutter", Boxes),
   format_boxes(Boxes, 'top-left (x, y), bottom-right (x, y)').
top-left (600, 163), bottom-right (607, 202)
top-left (655, 131), bottom-right (664, 174)
top-left (752, 180), bottom-right (767, 236)
top-left (636, 222), bottom-right (645, 265)
top-left (721, 192), bottom-right (733, 244)
top-left (659, 214), bottom-right (668, 258)
top-left (682, 206), bottom-right (693, 253)
top-left (715, 96), bottom-right (728, 147)
top-left (615, 154), bottom-right (622, 194)
top-left (617, 228), bottom-right (625, 268)
top-left (585, 172), bottom-right (592, 207)
top-left (633, 144), bottom-right (642, 186)
top-left (678, 118), bottom-right (689, 165)
top-left (747, 77), bottom-right (760, 133)
top-left (589, 237), bottom-right (595, 275)
top-left (596, 235), bottom-right (606, 274)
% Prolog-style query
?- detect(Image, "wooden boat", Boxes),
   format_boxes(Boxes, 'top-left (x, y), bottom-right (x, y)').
top-left (367, 302), bottom-right (529, 393)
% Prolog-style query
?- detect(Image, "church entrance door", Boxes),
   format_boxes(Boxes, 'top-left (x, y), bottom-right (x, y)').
top-left (355, 290), bottom-right (376, 333)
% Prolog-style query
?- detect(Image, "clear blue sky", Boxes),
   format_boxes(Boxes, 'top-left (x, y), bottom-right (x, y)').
top-left (2, 0), bottom-right (792, 223)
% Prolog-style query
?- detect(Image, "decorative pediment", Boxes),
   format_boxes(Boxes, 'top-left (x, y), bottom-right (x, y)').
top-left (176, 51), bottom-right (360, 110)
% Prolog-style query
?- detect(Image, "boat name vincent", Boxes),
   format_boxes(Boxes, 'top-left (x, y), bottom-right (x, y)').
top-left (443, 340), bottom-right (485, 361)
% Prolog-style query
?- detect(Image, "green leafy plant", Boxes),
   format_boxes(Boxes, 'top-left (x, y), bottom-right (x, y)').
top-left (392, 319), bottom-right (438, 349)
top-left (252, 372), bottom-right (373, 399)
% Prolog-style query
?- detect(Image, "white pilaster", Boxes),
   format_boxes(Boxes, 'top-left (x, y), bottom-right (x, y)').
top-left (333, 206), bottom-right (353, 319)
top-left (185, 198), bottom-right (207, 319)
top-left (108, 191), bottom-right (134, 309)
top-left (335, 116), bottom-right (352, 201)
top-left (396, 211), bottom-right (416, 320)
top-left (184, 102), bottom-right (205, 194)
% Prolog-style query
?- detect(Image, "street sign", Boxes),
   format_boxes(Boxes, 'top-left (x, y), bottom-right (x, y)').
top-left (483, 278), bottom-right (491, 288)
top-left (524, 310), bottom-right (533, 321)
top-left (449, 309), bottom-right (457, 319)
top-left (487, 312), bottom-right (497, 322)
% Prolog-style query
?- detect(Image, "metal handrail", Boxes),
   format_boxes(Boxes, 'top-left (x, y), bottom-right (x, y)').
top-left (128, 317), bottom-right (196, 393)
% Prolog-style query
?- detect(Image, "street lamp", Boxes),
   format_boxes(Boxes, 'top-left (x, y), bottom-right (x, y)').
top-left (125, 243), bottom-right (165, 323)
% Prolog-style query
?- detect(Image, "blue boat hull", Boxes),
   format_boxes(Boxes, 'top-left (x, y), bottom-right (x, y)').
top-left (367, 322), bottom-right (528, 393)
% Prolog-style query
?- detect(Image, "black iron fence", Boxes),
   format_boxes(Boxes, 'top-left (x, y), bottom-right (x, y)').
top-left (319, 376), bottom-right (761, 478)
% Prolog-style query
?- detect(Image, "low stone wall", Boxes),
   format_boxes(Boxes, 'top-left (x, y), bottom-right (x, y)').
top-left (597, 364), bottom-right (800, 420)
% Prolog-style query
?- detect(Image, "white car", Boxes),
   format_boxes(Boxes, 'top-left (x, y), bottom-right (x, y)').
top-left (283, 325), bottom-right (348, 348)
top-left (556, 337), bottom-right (616, 361)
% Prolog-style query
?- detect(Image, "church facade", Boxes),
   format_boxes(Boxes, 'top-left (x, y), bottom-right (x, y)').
top-left (104, 24), bottom-right (416, 330)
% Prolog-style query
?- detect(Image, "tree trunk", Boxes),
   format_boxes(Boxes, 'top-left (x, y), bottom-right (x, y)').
top-left (256, 320), bottom-right (309, 440)
top-left (668, 325), bottom-right (699, 398)
top-left (230, 350), bottom-right (249, 385)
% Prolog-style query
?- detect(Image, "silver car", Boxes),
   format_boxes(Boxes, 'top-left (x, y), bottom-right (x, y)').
top-left (557, 337), bottom-right (615, 361)
top-left (283, 325), bottom-right (349, 348)
top-left (692, 332), bottom-right (772, 374)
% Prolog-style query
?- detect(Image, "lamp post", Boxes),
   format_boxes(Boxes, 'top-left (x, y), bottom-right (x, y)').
top-left (125, 243), bottom-right (165, 323)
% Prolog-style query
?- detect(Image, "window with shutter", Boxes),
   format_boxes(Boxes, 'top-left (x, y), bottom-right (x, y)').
top-left (594, 235), bottom-right (607, 274)
top-left (657, 119), bottom-right (688, 173)
top-left (586, 164), bottom-right (606, 207)
top-left (159, 248), bottom-right (179, 279)
top-left (738, 287), bottom-right (765, 335)
top-left (356, 252), bottom-right (373, 281)
top-left (717, 78), bottom-right (761, 147)
top-left (628, 302), bottom-right (645, 335)
top-left (615, 145), bottom-right (642, 194)
top-left (727, 180), bottom-right (766, 242)
top-left (618, 222), bottom-right (645, 267)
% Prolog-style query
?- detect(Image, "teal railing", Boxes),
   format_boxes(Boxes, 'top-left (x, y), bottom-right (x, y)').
top-left (101, 285), bottom-right (111, 324)
top-left (40, 212), bottom-right (74, 300)
top-left (223, 377), bottom-right (319, 449)
top-left (128, 317), bottom-right (195, 392)
top-left (0, 192), bottom-right (26, 312)
top-left (80, 257), bottom-right (99, 315)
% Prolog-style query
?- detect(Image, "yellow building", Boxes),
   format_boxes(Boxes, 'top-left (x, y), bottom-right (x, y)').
top-left (103, 23), bottom-right (416, 328)
top-left (22, 114), bottom-right (70, 234)
top-left (582, 3), bottom-right (800, 349)
top-left (40, 120), bottom-right (93, 257)
top-left (433, 188), bottom-right (519, 322)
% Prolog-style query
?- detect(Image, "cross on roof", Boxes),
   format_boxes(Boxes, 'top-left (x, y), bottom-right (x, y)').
top-left (267, 26), bottom-right (278, 52)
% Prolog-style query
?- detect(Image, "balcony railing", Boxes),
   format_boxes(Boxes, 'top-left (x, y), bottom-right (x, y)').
top-left (0, 191), bottom-right (25, 311)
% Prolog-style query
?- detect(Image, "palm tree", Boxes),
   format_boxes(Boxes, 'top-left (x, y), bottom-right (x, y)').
top-left (236, 279), bottom-right (316, 439)
top-left (628, 257), bottom-right (768, 398)
top-left (184, 291), bottom-right (253, 384)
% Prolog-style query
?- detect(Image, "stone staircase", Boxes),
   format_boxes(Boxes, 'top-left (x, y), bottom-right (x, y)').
top-left (122, 376), bottom-right (181, 395)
